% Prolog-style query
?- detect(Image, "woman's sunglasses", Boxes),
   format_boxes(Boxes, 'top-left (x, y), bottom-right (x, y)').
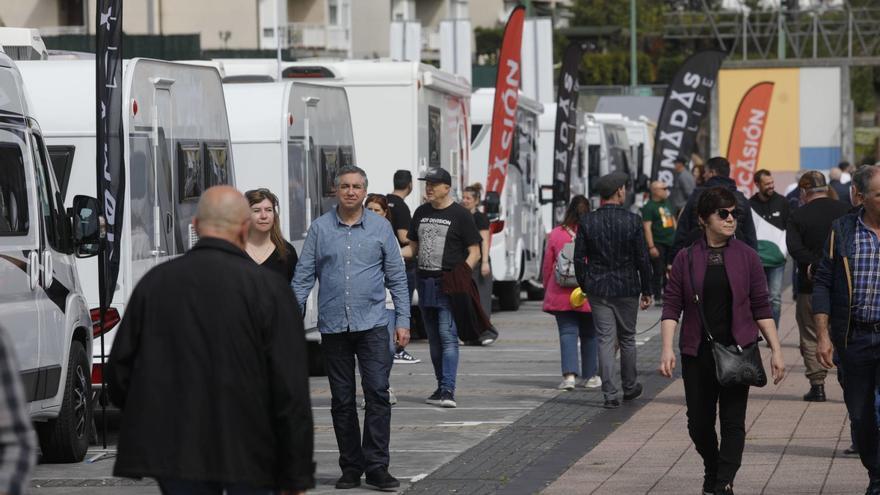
top-left (716, 208), bottom-right (740, 220)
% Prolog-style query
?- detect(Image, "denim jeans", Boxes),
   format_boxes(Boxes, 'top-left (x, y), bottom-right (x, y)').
top-left (840, 327), bottom-right (880, 483)
top-left (763, 265), bottom-right (784, 326)
top-left (417, 276), bottom-right (459, 393)
top-left (158, 479), bottom-right (275, 495)
top-left (553, 312), bottom-right (598, 378)
top-left (320, 326), bottom-right (393, 475)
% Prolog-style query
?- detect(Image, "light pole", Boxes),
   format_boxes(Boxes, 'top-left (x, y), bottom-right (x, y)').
top-left (630, 0), bottom-right (637, 89)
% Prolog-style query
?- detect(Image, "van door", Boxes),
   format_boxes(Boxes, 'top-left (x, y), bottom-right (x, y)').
top-left (151, 83), bottom-right (175, 262)
top-left (29, 130), bottom-right (76, 405)
top-left (0, 129), bottom-right (41, 403)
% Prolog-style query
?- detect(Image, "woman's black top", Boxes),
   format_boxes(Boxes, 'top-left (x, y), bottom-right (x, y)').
top-left (702, 246), bottom-right (734, 346)
top-left (260, 241), bottom-right (298, 283)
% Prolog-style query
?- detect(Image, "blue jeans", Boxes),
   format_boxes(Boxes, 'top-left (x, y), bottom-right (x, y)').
top-left (417, 276), bottom-right (459, 393)
top-left (553, 312), bottom-right (598, 378)
top-left (320, 326), bottom-right (393, 475)
top-left (763, 265), bottom-right (784, 326)
top-left (158, 479), bottom-right (274, 494)
top-left (840, 327), bottom-right (880, 483)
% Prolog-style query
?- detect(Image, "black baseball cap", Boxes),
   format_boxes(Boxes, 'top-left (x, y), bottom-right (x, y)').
top-left (418, 168), bottom-right (452, 186)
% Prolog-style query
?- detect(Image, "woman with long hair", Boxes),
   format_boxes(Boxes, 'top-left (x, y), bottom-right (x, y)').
top-left (244, 188), bottom-right (297, 281)
top-left (542, 195), bottom-right (601, 390)
top-left (659, 187), bottom-right (785, 495)
top-left (461, 183), bottom-right (496, 344)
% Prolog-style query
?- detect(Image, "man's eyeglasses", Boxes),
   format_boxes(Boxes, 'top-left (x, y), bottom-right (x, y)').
top-left (716, 208), bottom-right (740, 220)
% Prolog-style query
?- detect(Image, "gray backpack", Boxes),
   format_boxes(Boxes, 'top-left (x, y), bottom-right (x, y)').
top-left (554, 227), bottom-right (579, 288)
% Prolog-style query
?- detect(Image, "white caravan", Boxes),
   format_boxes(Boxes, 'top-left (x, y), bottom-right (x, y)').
top-left (223, 80), bottom-right (356, 374)
top-left (279, 60), bottom-right (472, 208)
top-left (470, 88), bottom-right (544, 310)
top-left (18, 59), bottom-right (235, 388)
top-left (0, 53), bottom-right (94, 462)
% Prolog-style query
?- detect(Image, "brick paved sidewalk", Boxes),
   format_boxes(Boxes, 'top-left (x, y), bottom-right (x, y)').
top-left (545, 293), bottom-right (867, 495)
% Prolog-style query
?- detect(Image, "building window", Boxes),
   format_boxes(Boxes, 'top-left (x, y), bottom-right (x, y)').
top-left (60, 0), bottom-right (85, 26)
top-left (328, 0), bottom-right (340, 26)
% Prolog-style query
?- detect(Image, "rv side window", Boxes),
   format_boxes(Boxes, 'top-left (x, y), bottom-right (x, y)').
top-left (0, 143), bottom-right (29, 236)
top-left (30, 133), bottom-right (72, 252)
top-left (320, 146), bottom-right (339, 198)
top-left (178, 142), bottom-right (203, 202)
top-left (204, 143), bottom-right (230, 187)
top-left (428, 106), bottom-right (441, 168)
top-left (47, 145), bottom-right (75, 200)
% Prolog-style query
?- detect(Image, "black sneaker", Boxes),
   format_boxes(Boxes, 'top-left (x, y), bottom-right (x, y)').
top-left (335, 470), bottom-right (362, 489)
top-left (603, 398), bottom-right (621, 409)
top-left (714, 484), bottom-right (734, 495)
top-left (439, 390), bottom-right (457, 408)
top-left (365, 468), bottom-right (400, 491)
top-left (393, 349), bottom-right (421, 364)
top-left (623, 383), bottom-right (643, 401)
top-left (425, 388), bottom-right (442, 405)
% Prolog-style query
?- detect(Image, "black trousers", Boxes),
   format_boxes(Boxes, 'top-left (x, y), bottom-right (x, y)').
top-left (321, 326), bottom-right (393, 475)
top-left (650, 244), bottom-right (671, 299)
top-left (682, 342), bottom-right (750, 490)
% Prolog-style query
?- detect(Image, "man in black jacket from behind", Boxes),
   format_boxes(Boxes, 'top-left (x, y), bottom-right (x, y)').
top-left (671, 157), bottom-right (758, 261)
top-left (106, 186), bottom-right (315, 494)
top-left (574, 172), bottom-right (653, 409)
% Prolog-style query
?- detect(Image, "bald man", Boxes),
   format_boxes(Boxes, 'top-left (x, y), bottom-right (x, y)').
top-left (641, 181), bottom-right (676, 304)
top-left (106, 186), bottom-right (315, 495)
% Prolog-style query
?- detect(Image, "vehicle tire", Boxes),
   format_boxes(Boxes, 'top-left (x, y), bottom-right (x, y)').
top-left (37, 341), bottom-right (91, 463)
top-left (307, 341), bottom-right (326, 377)
top-left (496, 281), bottom-right (521, 311)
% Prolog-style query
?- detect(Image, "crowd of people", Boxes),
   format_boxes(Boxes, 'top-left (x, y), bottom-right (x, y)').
top-left (1, 157), bottom-right (879, 495)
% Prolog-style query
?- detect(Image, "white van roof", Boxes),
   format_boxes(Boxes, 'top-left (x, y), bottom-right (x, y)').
top-left (285, 59), bottom-right (471, 97)
top-left (470, 87), bottom-right (544, 124)
top-left (223, 82), bottom-right (290, 143)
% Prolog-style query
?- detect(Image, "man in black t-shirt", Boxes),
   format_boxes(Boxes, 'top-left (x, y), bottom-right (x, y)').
top-left (387, 170), bottom-right (421, 364)
top-left (404, 168), bottom-right (480, 408)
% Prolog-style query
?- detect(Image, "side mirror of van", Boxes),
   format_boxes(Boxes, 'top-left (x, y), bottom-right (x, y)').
top-left (72, 195), bottom-right (101, 258)
top-left (483, 191), bottom-right (501, 220)
top-left (539, 185), bottom-right (554, 205)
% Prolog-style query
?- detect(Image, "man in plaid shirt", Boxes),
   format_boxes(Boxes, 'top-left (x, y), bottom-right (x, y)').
top-left (814, 164), bottom-right (880, 495)
top-left (0, 326), bottom-right (36, 495)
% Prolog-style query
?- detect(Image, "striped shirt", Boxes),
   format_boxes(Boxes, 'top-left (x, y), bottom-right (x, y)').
top-left (852, 213), bottom-right (880, 323)
top-left (0, 328), bottom-right (35, 495)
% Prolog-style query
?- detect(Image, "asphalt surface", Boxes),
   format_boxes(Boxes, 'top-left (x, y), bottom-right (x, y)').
top-left (28, 299), bottom-right (667, 494)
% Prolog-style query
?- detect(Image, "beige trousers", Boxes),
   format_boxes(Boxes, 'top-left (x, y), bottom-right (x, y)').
top-left (795, 293), bottom-right (827, 385)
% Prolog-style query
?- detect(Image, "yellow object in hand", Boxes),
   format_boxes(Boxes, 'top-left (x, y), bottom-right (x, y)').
top-left (570, 287), bottom-right (587, 308)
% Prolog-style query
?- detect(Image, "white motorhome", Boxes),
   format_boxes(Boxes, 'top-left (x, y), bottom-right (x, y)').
top-left (18, 59), bottom-right (235, 388)
top-left (470, 88), bottom-right (544, 310)
top-left (0, 53), bottom-right (94, 462)
top-left (223, 80), bottom-right (356, 374)
top-left (592, 113), bottom-right (653, 207)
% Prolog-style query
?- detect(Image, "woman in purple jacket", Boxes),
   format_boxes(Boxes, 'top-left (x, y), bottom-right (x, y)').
top-left (659, 187), bottom-right (785, 495)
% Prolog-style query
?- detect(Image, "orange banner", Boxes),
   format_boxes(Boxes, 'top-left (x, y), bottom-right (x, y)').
top-left (727, 81), bottom-right (774, 195)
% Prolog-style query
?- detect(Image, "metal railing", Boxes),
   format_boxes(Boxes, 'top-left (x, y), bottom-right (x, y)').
top-left (288, 22), bottom-right (350, 51)
top-left (663, 4), bottom-right (880, 60)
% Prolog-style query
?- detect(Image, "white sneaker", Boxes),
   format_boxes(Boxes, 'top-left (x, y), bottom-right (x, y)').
top-left (581, 376), bottom-right (602, 389)
top-left (557, 376), bottom-right (576, 390)
top-left (389, 388), bottom-right (398, 406)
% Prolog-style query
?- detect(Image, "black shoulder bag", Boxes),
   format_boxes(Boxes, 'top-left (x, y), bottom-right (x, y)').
top-left (687, 246), bottom-right (767, 388)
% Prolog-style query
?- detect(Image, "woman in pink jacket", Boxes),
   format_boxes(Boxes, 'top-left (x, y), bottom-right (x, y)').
top-left (542, 196), bottom-right (601, 390)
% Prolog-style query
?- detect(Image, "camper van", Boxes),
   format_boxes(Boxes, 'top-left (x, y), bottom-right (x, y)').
top-left (18, 59), bottom-right (236, 387)
top-left (592, 113), bottom-right (653, 207)
top-left (470, 88), bottom-right (544, 310)
top-left (224, 80), bottom-right (356, 373)
top-left (0, 53), bottom-right (94, 462)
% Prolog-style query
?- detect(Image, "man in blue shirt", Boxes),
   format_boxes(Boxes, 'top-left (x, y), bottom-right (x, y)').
top-left (814, 165), bottom-right (880, 495)
top-left (293, 165), bottom-right (410, 491)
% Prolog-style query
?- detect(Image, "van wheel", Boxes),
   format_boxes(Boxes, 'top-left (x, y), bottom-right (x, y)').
top-left (496, 281), bottom-right (521, 311)
top-left (37, 341), bottom-right (91, 463)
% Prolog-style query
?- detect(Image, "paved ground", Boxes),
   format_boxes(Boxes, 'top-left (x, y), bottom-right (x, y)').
top-left (28, 286), bottom-right (866, 494)
top-left (544, 290), bottom-right (866, 495)
top-left (28, 299), bottom-right (665, 494)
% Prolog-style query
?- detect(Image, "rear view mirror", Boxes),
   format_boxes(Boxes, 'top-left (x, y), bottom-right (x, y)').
top-left (539, 185), bottom-right (554, 205)
top-left (72, 195), bottom-right (101, 258)
top-left (483, 191), bottom-right (501, 220)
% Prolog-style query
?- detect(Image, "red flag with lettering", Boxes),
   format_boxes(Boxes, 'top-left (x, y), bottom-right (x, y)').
top-left (486, 5), bottom-right (525, 194)
top-left (728, 81), bottom-right (774, 195)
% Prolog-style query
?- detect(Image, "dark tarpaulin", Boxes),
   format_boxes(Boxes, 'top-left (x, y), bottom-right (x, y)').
top-left (650, 50), bottom-right (725, 188)
top-left (96, 0), bottom-right (124, 311)
top-left (551, 42), bottom-right (585, 226)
